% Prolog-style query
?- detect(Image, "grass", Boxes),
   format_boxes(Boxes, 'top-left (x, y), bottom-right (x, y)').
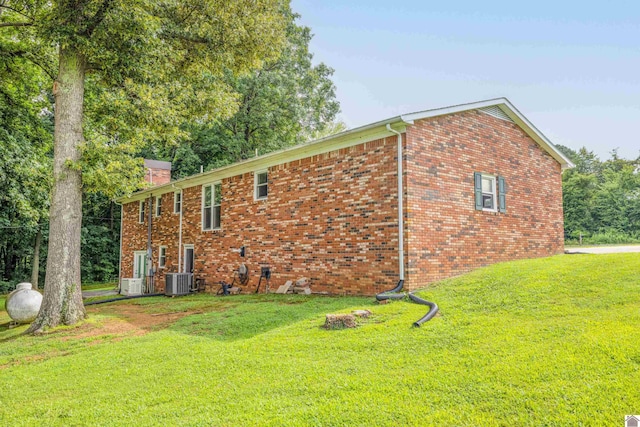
top-left (1, 254), bottom-right (639, 426)
top-left (82, 281), bottom-right (118, 291)
top-left (565, 230), bottom-right (640, 245)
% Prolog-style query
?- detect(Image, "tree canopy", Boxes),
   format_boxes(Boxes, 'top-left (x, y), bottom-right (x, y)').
top-left (1, 0), bottom-right (289, 332)
top-left (144, 11), bottom-right (343, 178)
top-left (0, 26), bottom-right (52, 291)
top-left (556, 145), bottom-right (640, 243)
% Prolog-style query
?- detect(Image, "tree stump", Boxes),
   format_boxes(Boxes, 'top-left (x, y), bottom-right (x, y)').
top-left (324, 314), bottom-right (356, 329)
top-left (352, 309), bottom-right (371, 318)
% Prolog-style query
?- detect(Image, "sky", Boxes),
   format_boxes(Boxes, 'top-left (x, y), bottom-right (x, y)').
top-left (291, 0), bottom-right (640, 160)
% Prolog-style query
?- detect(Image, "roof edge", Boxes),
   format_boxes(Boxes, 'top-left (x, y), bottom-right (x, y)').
top-left (117, 98), bottom-right (573, 203)
top-left (400, 97), bottom-right (574, 170)
top-left (116, 116), bottom-right (412, 202)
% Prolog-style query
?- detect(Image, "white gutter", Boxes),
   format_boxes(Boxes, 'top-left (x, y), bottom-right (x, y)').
top-left (386, 124), bottom-right (405, 281)
top-left (118, 98), bottom-right (572, 205)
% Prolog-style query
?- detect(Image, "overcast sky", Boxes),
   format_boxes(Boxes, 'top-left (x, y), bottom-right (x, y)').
top-left (291, 0), bottom-right (640, 161)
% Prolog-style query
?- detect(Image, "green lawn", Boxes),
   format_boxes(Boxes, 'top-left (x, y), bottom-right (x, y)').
top-left (1, 254), bottom-right (639, 426)
top-left (82, 281), bottom-right (118, 291)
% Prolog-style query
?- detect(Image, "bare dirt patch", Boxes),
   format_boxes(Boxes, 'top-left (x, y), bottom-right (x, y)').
top-left (65, 304), bottom-right (199, 341)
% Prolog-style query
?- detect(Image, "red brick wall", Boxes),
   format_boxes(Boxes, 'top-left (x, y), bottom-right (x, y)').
top-left (403, 110), bottom-right (564, 289)
top-left (122, 137), bottom-right (401, 295)
top-left (121, 110), bottom-right (565, 295)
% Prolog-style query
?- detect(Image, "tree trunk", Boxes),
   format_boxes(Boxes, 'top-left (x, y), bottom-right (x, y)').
top-left (28, 47), bottom-right (86, 333)
top-left (30, 228), bottom-right (42, 289)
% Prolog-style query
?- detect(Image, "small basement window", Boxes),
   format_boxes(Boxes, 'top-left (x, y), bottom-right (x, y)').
top-left (139, 200), bottom-right (145, 223)
top-left (158, 246), bottom-right (167, 268)
top-left (174, 191), bottom-right (182, 214)
top-left (255, 170), bottom-right (268, 200)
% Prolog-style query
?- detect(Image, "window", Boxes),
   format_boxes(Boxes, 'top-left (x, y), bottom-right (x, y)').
top-left (158, 246), bottom-right (167, 268)
top-left (474, 173), bottom-right (506, 213)
top-left (155, 196), bottom-right (162, 217)
top-left (202, 183), bottom-right (221, 230)
top-left (482, 176), bottom-right (496, 211)
top-left (255, 170), bottom-right (268, 200)
top-left (139, 200), bottom-right (145, 223)
top-left (174, 191), bottom-right (182, 214)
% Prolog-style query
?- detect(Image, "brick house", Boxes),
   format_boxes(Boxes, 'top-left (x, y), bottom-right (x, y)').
top-left (117, 98), bottom-right (573, 295)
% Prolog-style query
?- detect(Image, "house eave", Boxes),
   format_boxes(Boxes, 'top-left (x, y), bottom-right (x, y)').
top-left (116, 117), bottom-right (413, 203)
top-left (401, 97), bottom-right (574, 170)
top-left (117, 97), bottom-right (573, 204)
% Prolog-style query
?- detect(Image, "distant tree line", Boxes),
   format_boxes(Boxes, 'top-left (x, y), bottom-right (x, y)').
top-left (556, 145), bottom-right (640, 244)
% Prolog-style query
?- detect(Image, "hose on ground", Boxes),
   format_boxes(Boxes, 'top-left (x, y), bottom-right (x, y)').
top-left (375, 280), bottom-right (438, 327)
top-left (375, 279), bottom-right (406, 301)
top-left (84, 293), bottom-right (164, 306)
top-left (407, 292), bottom-right (439, 327)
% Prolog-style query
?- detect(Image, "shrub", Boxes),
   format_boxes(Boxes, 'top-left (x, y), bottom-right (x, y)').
top-left (0, 280), bottom-right (17, 295)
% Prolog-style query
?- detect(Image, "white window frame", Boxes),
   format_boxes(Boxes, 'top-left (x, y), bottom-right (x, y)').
top-left (202, 182), bottom-right (222, 231)
top-left (158, 246), bottom-right (167, 269)
top-left (154, 195), bottom-right (162, 217)
top-left (174, 191), bottom-right (182, 214)
top-left (139, 200), bottom-right (145, 224)
top-left (254, 170), bottom-right (268, 200)
top-left (481, 175), bottom-right (497, 212)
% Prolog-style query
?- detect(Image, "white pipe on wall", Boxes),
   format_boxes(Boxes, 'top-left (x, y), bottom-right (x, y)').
top-left (115, 201), bottom-right (124, 293)
top-left (178, 188), bottom-right (183, 272)
top-left (170, 184), bottom-right (185, 273)
top-left (386, 124), bottom-right (405, 281)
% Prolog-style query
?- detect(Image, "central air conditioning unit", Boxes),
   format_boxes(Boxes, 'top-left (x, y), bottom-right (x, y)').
top-left (121, 278), bottom-right (143, 296)
top-left (165, 273), bottom-right (193, 296)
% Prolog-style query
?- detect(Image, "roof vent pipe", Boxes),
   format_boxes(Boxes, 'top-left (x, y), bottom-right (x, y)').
top-left (386, 124), bottom-right (404, 281)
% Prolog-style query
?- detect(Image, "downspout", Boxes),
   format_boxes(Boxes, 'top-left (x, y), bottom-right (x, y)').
top-left (172, 184), bottom-right (183, 272)
top-left (386, 124), bottom-right (404, 281)
top-left (147, 194), bottom-right (153, 292)
top-left (178, 190), bottom-right (183, 272)
top-left (114, 200), bottom-right (124, 294)
top-left (376, 124), bottom-right (439, 327)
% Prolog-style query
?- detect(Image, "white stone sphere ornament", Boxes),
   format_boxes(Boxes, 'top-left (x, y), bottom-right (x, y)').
top-left (5, 282), bottom-right (43, 324)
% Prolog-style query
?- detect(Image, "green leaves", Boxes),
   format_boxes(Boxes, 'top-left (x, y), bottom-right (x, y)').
top-left (3, 0), bottom-right (288, 198)
top-left (164, 9), bottom-right (342, 174)
top-left (559, 146), bottom-right (640, 242)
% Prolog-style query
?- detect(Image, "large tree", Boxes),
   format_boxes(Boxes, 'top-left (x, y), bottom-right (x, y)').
top-left (148, 11), bottom-right (342, 177)
top-left (1, 0), bottom-right (286, 333)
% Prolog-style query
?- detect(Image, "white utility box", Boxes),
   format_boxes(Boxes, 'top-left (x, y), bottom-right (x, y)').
top-left (121, 278), bottom-right (143, 296)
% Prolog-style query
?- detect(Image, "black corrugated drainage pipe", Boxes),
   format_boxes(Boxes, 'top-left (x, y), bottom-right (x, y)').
top-left (84, 293), bottom-right (164, 306)
top-left (376, 280), bottom-right (439, 327)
